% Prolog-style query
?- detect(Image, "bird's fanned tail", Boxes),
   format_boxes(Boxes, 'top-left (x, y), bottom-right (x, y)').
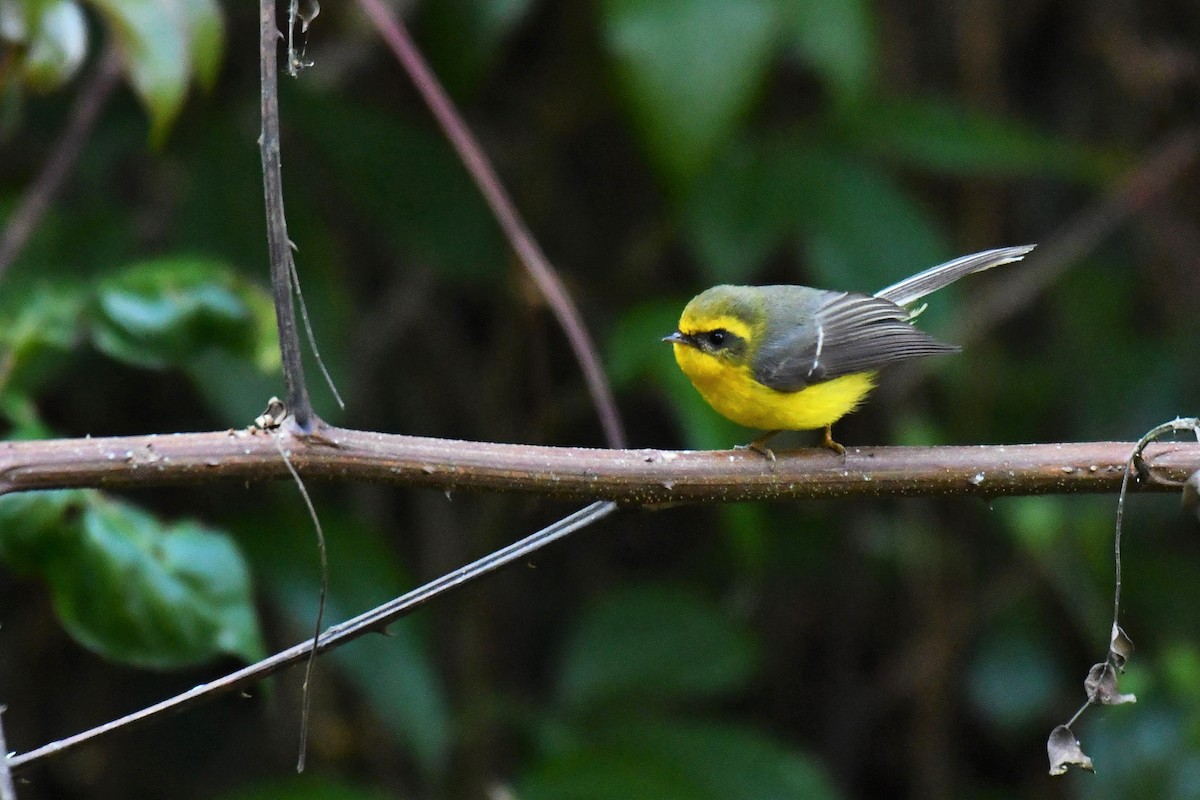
top-left (874, 244), bottom-right (1036, 307)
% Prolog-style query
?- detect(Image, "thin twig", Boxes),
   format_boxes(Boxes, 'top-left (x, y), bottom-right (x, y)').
top-left (1112, 451), bottom-right (1134, 629)
top-left (1047, 418), bottom-right (1199, 769)
top-left (1113, 418), bottom-right (1200, 624)
top-left (0, 48), bottom-right (122, 282)
top-left (0, 706), bottom-right (16, 800)
top-left (1, 429), bottom-right (1198, 503)
top-left (268, 432), bottom-right (328, 772)
top-left (7, 500), bottom-right (617, 775)
top-left (286, 0), bottom-right (300, 77)
top-left (289, 258), bottom-right (344, 410)
top-left (353, 0), bottom-right (627, 449)
top-left (261, 0), bottom-right (316, 430)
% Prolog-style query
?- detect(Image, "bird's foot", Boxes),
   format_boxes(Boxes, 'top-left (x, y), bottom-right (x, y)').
top-left (821, 425), bottom-right (846, 456)
top-left (736, 430), bottom-right (781, 462)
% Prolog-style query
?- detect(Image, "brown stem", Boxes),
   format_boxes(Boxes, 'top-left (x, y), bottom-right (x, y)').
top-left (1, 429), bottom-right (1196, 503)
top-left (260, 0), bottom-right (316, 430)
top-left (0, 48), bottom-right (122, 282)
top-left (354, 0), bottom-right (627, 449)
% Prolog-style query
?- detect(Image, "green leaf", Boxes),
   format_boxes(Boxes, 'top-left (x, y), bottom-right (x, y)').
top-left (601, 0), bottom-right (780, 188)
top-left (20, 0), bottom-right (89, 91)
top-left (836, 96), bottom-right (1124, 181)
top-left (0, 490), bottom-right (265, 668)
top-left (178, 0), bottom-right (223, 91)
top-left (780, 0), bottom-right (876, 98)
top-left (0, 489), bottom-right (86, 573)
top-left (89, 0), bottom-right (190, 143)
top-left (522, 719), bottom-right (841, 800)
top-left (0, 284), bottom-right (85, 398)
top-left (60, 498), bottom-right (264, 668)
top-left (91, 257), bottom-right (277, 371)
top-left (0, 392), bottom-right (56, 439)
top-left (557, 584), bottom-right (758, 708)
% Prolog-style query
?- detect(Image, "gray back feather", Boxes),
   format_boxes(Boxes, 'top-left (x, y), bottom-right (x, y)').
top-left (751, 290), bottom-right (959, 392)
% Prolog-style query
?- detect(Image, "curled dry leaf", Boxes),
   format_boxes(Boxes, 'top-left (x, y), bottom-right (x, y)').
top-left (1109, 623), bottom-right (1134, 671)
top-left (1048, 725), bottom-right (1094, 776)
top-left (1085, 663), bottom-right (1137, 706)
top-left (299, 0), bottom-right (320, 32)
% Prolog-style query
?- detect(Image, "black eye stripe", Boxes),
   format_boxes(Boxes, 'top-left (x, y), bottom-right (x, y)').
top-left (697, 328), bottom-right (738, 351)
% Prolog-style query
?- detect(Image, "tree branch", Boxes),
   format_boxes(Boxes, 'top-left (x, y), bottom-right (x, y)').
top-left (1, 429), bottom-right (1196, 503)
top-left (5, 428), bottom-right (1199, 775)
top-left (260, 0), bottom-right (316, 430)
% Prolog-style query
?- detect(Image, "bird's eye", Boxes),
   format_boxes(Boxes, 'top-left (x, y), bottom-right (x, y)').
top-left (704, 330), bottom-right (728, 348)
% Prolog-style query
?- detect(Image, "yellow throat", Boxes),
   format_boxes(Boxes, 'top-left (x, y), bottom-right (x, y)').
top-left (671, 340), bottom-right (876, 431)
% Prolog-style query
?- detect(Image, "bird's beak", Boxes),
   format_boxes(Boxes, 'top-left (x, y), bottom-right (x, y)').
top-left (662, 331), bottom-right (688, 345)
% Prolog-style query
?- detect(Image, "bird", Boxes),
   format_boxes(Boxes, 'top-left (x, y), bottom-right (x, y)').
top-left (663, 245), bottom-right (1035, 456)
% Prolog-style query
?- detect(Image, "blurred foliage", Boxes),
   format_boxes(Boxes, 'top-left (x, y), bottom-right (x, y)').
top-left (1, 0), bottom-right (1199, 798)
top-left (1, 0), bottom-right (222, 140)
top-left (0, 488), bottom-right (264, 668)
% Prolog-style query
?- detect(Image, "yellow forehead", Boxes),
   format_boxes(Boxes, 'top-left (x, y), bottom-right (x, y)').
top-left (677, 311), bottom-right (755, 341)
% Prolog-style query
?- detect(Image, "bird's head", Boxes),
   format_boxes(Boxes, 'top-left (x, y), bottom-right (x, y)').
top-left (663, 286), bottom-right (764, 373)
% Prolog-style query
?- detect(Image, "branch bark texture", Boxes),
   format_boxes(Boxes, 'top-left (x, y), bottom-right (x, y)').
top-left (1, 429), bottom-right (1196, 503)
top-left (260, 0), bottom-right (314, 429)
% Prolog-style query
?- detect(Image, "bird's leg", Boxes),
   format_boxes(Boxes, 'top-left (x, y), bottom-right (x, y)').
top-left (821, 425), bottom-right (846, 455)
top-left (736, 430), bottom-right (781, 462)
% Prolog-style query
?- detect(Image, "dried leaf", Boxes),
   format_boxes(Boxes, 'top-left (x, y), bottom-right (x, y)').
top-left (1048, 725), bottom-right (1094, 776)
top-left (1085, 663), bottom-right (1137, 706)
top-left (1184, 470), bottom-right (1200, 522)
top-left (1109, 623), bottom-right (1134, 670)
top-left (298, 0), bottom-right (320, 32)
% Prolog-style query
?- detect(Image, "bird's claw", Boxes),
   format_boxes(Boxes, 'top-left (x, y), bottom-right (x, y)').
top-left (822, 425), bottom-right (846, 456)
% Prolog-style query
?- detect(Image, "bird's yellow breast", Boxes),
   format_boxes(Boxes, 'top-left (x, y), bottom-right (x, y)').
top-left (671, 343), bottom-right (876, 431)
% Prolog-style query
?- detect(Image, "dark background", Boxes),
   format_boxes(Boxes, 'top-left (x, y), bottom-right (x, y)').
top-left (2, 0), bottom-right (1199, 797)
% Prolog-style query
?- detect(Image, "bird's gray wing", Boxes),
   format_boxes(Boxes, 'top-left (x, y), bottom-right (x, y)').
top-left (751, 291), bottom-right (958, 392)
